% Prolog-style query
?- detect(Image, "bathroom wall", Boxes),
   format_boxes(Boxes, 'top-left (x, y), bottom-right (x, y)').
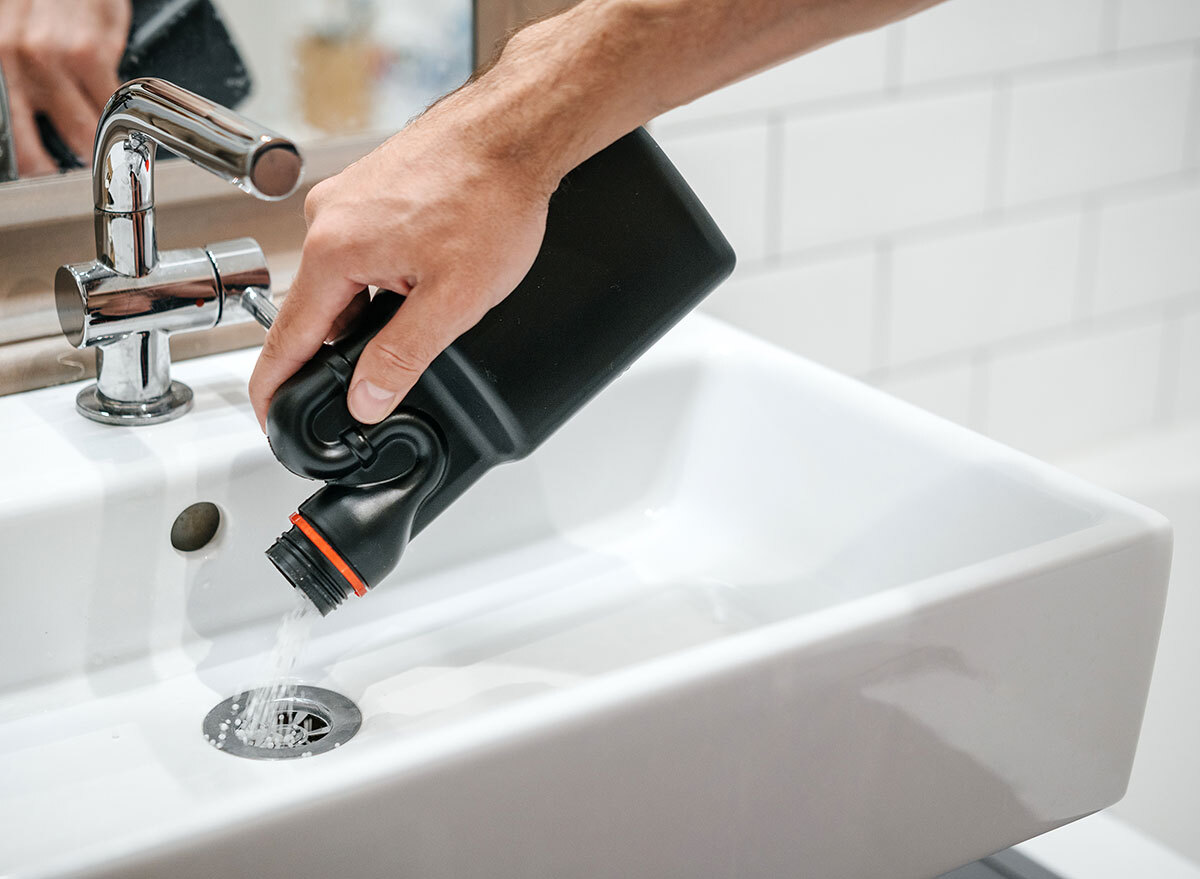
top-left (654, 0), bottom-right (1200, 463)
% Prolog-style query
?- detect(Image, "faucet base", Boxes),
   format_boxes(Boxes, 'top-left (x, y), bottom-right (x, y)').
top-left (75, 381), bottom-right (193, 426)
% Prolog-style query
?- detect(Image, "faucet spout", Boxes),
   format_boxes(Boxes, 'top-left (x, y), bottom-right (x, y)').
top-left (94, 77), bottom-right (303, 215)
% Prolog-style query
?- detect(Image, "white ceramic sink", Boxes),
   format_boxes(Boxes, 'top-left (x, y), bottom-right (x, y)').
top-left (0, 314), bottom-right (1171, 879)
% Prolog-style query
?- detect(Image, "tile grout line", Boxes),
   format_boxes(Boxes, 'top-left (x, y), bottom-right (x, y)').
top-left (724, 166), bottom-right (1194, 282)
top-left (884, 22), bottom-right (905, 95)
top-left (859, 287), bottom-right (1200, 386)
top-left (763, 113), bottom-right (785, 265)
top-left (870, 241), bottom-right (893, 371)
top-left (1100, 0), bottom-right (1122, 57)
top-left (1072, 196), bottom-right (1102, 322)
top-left (968, 350), bottom-right (992, 434)
top-left (821, 169), bottom-right (1190, 273)
top-left (1153, 302), bottom-right (1184, 426)
top-left (859, 353), bottom-right (973, 387)
top-left (654, 38), bottom-right (1197, 139)
top-left (1180, 42), bottom-right (1200, 172)
top-left (984, 76), bottom-right (1013, 213)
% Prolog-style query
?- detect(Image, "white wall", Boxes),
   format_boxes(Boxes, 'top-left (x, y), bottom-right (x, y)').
top-left (653, 0), bottom-right (1200, 463)
top-left (652, 0), bottom-right (1200, 867)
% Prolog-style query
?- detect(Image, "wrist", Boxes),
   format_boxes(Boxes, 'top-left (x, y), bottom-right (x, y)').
top-left (441, 0), bottom-right (667, 196)
top-left (431, 75), bottom-right (572, 203)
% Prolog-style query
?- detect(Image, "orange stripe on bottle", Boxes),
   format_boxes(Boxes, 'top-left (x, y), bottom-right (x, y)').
top-left (288, 512), bottom-right (368, 597)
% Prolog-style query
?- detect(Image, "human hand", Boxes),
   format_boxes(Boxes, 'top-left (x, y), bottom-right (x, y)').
top-left (248, 88), bottom-right (561, 430)
top-left (0, 0), bottom-right (130, 176)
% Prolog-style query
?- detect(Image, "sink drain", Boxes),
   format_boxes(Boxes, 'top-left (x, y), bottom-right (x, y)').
top-left (203, 685), bottom-right (361, 760)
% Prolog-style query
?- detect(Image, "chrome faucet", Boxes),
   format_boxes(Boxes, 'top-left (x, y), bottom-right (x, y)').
top-left (55, 78), bottom-right (300, 425)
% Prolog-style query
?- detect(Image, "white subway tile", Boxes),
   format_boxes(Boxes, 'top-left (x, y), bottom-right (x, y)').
top-left (658, 31), bottom-right (888, 127)
top-left (1117, 0), bottom-right (1200, 49)
top-left (1094, 184), bottom-right (1200, 314)
top-left (656, 124), bottom-right (770, 262)
top-left (1175, 308), bottom-right (1200, 420)
top-left (889, 213), bottom-right (1081, 365)
top-left (873, 361), bottom-right (976, 426)
top-left (983, 321), bottom-right (1164, 457)
top-left (1004, 55), bottom-right (1194, 206)
top-left (700, 253), bottom-right (876, 375)
top-left (900, 0), bottom-right (1106, 85)
top-left (780, 91), bottom-right (992, 250)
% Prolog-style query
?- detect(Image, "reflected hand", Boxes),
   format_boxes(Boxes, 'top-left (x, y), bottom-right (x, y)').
top-left (0, 0), bottom-right (131, 176)
top-left (248, 89), bottom-right (560, 430)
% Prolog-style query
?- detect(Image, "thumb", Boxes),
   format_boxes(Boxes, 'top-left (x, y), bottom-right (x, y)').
top-left (347, 289), bottom-right (464, 424)
top-left (248, 246), bottom-right (362, 430)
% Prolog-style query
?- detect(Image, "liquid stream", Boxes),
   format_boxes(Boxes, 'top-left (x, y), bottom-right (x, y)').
top-left (207, 594), bottom-right (320, 751)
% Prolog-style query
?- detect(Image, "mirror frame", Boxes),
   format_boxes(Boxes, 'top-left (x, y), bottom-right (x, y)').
top-left (0, 133), bottom-right (386, 230)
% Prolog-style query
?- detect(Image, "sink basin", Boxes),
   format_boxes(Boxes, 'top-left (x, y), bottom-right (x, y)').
top-left (0, 314), bottom-right (1171, 879)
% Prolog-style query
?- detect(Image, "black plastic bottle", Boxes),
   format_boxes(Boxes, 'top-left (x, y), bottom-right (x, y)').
top-left (265, 128), bottom-right (735, 614)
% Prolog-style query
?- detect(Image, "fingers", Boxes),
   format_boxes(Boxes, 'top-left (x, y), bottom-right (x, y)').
top-left (77, 66), bottom-right (121, 125)
top-left (326, 287), bottom-right (372, 343)
top-left (79, 1), bottom-right (129, 110)
top-left (14, 34), bottom-right (109, 164)
top-left (36, 80), bottom-right (99, 161)
top-left (74, 31), bottom-right (125, 116)
top-left (248, 248), bottom-right (363, 430)
top-left (6, 89), bottom-right (56, 176)
top-left (347, 288), bottom-right (467, 424)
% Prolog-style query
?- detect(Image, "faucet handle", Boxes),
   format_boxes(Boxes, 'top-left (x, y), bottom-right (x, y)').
top-left (57, 237), bottom-right (273, 351)
top-left (205, 237), bottom-right (278, 329)
top-left (238, 286), bottom-right (279, 330)
top-left (56, 235), bottom-right (280, 425)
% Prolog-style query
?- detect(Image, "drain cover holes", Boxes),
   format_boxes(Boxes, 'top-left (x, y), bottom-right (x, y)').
top-left (171, 502), bottom-right (221, 552)
top-left (203, 686), bottom-right (362, 759)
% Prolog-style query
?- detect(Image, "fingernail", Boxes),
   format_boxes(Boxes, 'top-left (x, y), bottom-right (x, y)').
top-left (348, 380), bottom-right (399, 424)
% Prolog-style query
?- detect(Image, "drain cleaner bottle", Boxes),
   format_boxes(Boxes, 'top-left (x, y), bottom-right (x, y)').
top-left (265, 128), bottom-right (735, 614)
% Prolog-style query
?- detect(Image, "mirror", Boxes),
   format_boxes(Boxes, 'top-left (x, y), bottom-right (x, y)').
top-left (0, 0), bottom-right (474, 184)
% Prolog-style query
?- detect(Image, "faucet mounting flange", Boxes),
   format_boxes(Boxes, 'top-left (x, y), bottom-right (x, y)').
top-left (75, 378), bottom-right (194, 426)
top-left (55, 78), bottom-right (303, 426)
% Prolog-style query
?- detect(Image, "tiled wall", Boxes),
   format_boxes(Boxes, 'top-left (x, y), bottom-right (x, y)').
top-left (654, 0), bottom-right (1200, 460)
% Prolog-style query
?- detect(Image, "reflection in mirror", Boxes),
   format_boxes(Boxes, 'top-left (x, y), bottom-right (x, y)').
top-left (0, 0), bottom-right (473, 183)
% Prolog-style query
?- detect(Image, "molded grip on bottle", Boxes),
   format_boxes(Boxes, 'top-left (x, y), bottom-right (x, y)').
top-left (266, 290), bottom-right (429, 486)
top-left (264, 290), bottom-right (449, 613)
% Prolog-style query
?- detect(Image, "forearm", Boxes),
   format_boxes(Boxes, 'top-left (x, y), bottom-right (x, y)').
top-left (453, 0), bottom-right (944, 188)
top-left (250, 0), bottom-right (949, 425)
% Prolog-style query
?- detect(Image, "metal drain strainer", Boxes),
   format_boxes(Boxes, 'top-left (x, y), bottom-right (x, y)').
top-left (203, 685), bottom-right (361, 760)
